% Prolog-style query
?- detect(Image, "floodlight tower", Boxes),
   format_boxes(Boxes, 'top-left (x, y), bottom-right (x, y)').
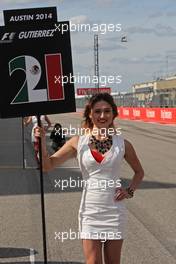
top-left (94, 34), bottom-right (99, 91)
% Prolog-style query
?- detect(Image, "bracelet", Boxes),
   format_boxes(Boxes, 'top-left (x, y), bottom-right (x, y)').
top-left (125, 187), bottom-right (134, 198)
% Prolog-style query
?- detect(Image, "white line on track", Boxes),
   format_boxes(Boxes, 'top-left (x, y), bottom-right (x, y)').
top-left (30, 248), bottom-right (35, 263)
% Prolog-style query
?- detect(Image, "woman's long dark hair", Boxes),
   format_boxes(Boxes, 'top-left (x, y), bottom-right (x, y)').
top-left (82, 93), bottom-right (118, 129)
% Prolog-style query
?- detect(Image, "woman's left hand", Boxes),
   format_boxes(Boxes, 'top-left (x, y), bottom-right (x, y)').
top-left (114, 187), bottom-right (129, 201)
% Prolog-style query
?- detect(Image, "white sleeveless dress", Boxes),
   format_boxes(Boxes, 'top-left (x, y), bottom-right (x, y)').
top-left (77, 134), bottom-right (127, 241)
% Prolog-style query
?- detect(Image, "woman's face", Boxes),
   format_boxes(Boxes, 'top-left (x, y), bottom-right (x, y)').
top-left (89, 100), bottom-right (114, 129)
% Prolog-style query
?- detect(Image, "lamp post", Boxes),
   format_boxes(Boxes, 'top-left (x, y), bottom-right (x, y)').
top-left (94, 34), bottom-right (99, 92)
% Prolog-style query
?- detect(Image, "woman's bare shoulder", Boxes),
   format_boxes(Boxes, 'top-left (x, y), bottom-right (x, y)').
top-left (124, 138), bottom-right (135, 152)
top-left (124, 139), bottom-right (132, 147)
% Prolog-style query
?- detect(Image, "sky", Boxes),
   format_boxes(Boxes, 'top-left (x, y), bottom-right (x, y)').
top-left (1, 0), bottom-right (176, 93)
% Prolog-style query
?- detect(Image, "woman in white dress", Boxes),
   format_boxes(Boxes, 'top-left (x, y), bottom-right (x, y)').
top-left (35, 93), bottom-right (144, 264)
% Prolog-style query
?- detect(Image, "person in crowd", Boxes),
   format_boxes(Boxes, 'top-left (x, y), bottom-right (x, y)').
top-left (35, 93), bottom-right (144, 264)
top-left (50, 123), bottom-right (66, 152)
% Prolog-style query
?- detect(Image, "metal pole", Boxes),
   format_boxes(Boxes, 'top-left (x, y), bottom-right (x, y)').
top-left (94, 34), bottom-right (99, 92)
top-left (166, 55), bottom-right (169, 77)
top-left (22, 117), bottom-right (25, 169)
top-left (37, 115), bottom-right (48, 264)
top-left (97, 36), bottom-right (99, 91)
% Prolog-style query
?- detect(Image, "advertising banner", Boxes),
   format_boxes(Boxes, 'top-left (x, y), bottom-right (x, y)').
top-left (118, 107), bottom-right (176, 124)
top-left (77, 87), bottom-right (111, 96)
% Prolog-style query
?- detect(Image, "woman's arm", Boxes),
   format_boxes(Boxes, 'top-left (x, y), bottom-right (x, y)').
top-left (124, 139), bottom-right (144, 191)
top-left (44, 115), bottom-right (52, 130)
top-left (115, 139), bottom-right (144, 201)
top-left (35, 126), bottom-right (78, 172)
top-left (23, 116), bottom-right (32, 126)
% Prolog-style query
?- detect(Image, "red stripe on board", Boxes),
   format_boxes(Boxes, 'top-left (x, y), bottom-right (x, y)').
top-left (45, 54), bottom-right (64, 100)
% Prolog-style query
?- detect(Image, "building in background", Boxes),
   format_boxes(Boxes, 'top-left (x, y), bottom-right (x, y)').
top-left (75, 76), bottom-right (176, 109)
top-left (132, 76), bottom-right (176, 107)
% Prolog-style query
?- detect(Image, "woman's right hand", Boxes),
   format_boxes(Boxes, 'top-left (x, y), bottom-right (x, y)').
top-left (34, 126), bottom-right (46, 138)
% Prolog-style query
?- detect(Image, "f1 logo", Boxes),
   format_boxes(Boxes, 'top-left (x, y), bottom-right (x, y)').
top-left (9, 53), bottom-right (64, 104)
top-left (1, 32), bottom-right (15, 41)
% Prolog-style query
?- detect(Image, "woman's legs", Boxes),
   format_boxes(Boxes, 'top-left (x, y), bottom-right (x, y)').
top-left (82, 239), bottom-right (103, 264)
top-left (104, 239), bottom-right (123, 264)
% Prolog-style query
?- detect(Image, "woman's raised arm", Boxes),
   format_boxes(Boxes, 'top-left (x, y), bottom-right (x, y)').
top-left (35, 126), bottom-right (78, 172)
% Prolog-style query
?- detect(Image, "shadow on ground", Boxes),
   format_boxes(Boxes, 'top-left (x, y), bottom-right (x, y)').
top-left (0, 247), bottom-right (83, 263)
top-left (0, 247), bottom-right (37, 258)
top-left (0, 167), bottom-right (176, 196)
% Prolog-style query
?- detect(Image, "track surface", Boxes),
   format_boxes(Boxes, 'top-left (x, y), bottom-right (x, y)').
top-left (0, 113), bottom-right (176, 263)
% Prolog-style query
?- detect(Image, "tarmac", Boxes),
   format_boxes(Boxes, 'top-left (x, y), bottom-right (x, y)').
top-left (0, 112), bottom-right (176, 263)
